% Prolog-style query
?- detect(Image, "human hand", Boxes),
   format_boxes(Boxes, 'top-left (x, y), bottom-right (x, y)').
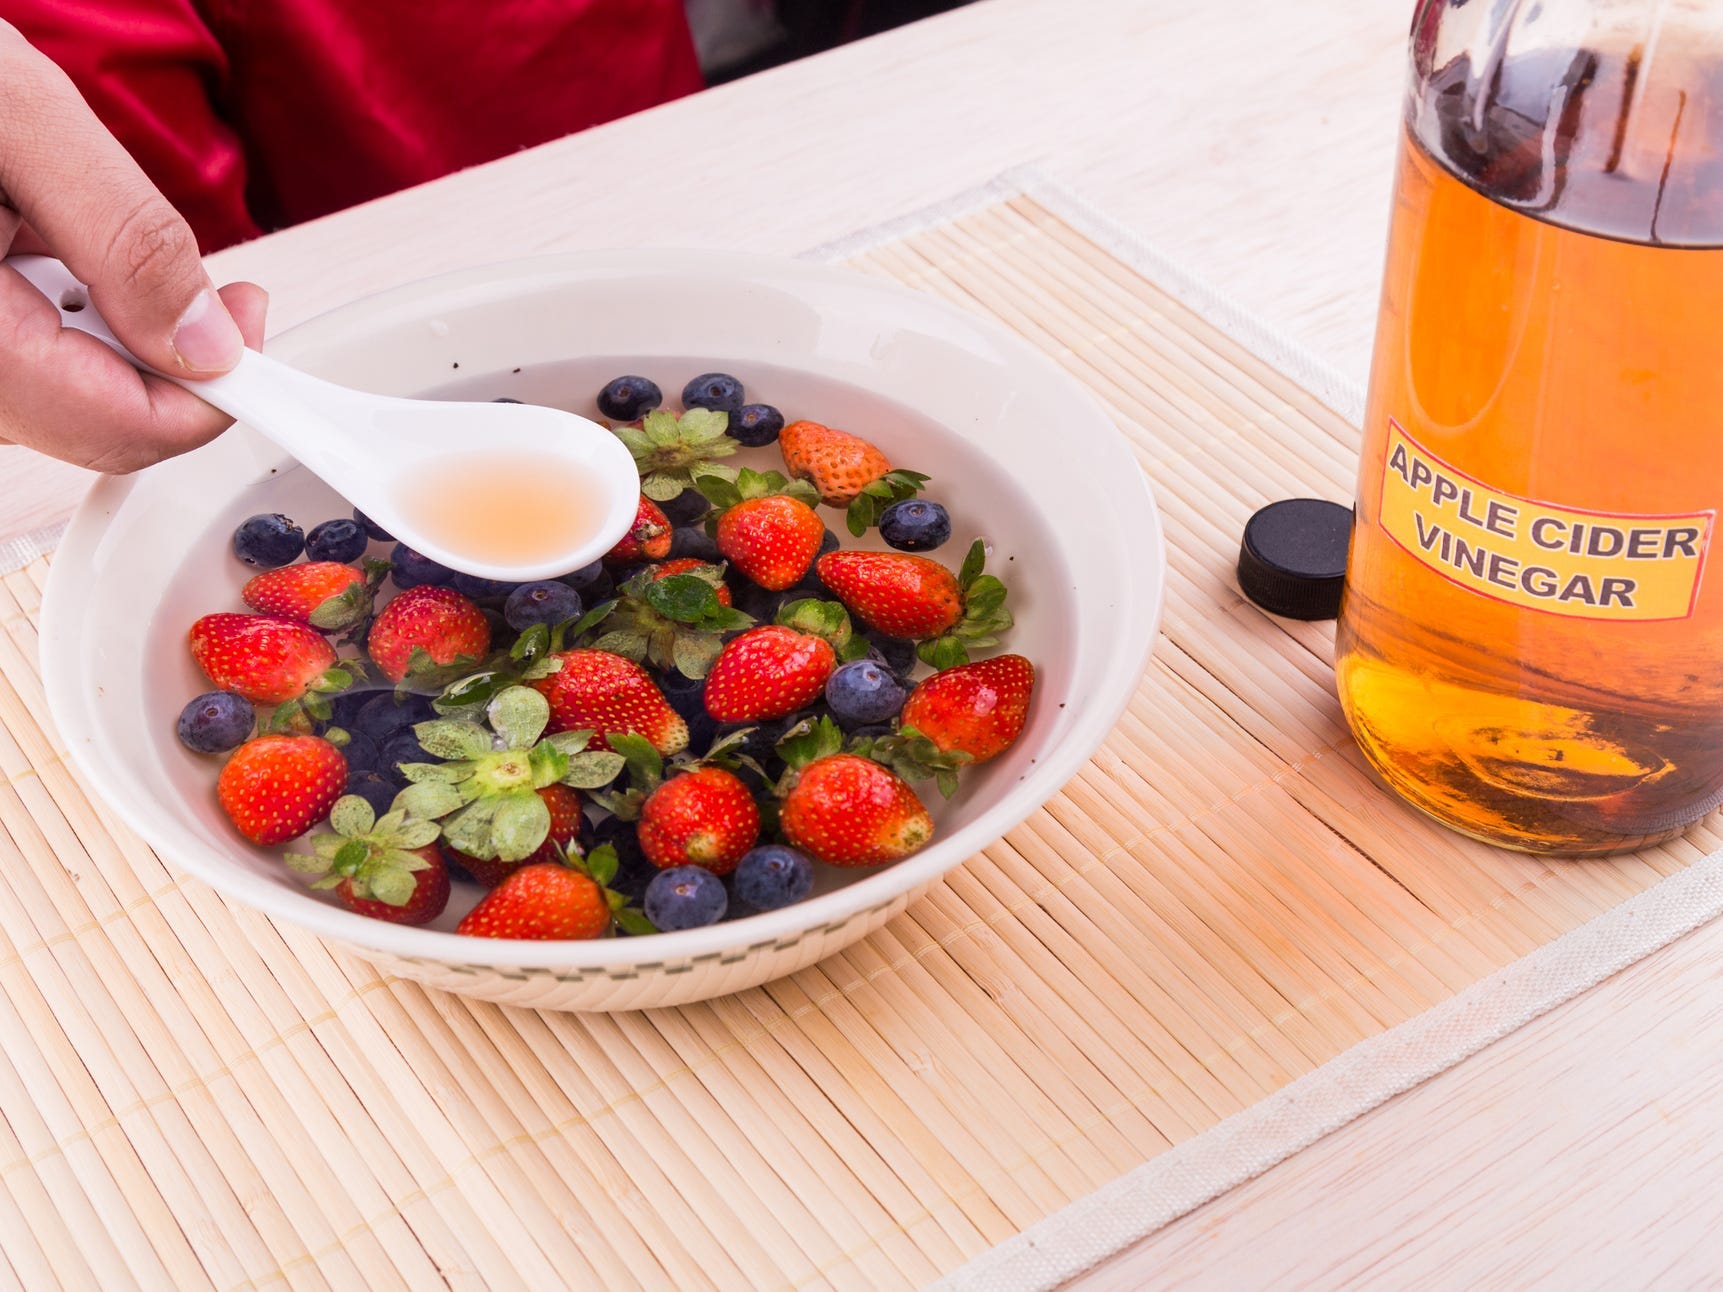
top-left (0, 21), bottom-right (267, 473)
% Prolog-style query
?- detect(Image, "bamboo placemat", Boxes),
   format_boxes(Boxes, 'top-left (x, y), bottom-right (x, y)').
top-left (2, 190), bottom-right (1719, 1292)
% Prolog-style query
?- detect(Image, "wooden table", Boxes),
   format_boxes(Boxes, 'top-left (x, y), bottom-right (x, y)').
top-left (7, 1), bottom-right (1720, 1284)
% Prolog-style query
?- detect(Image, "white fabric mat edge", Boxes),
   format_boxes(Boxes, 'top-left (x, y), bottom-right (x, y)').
top-left (805, 169), bottom-right (1723, 1291)
top-left (0, 521), bottom-right (68, 578)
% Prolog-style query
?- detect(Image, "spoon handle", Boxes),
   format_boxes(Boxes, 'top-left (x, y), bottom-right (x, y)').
top-left (5, 255), bottom-right (643, 581)
top-left (3, 254), bottom-right (354, 440)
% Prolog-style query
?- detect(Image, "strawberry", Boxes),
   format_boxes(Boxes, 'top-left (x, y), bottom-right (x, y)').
top-left (389, 685), bottom-right (620, 868)
top-left (604, 494), bottom-right (673, 564)
top-left (190, 613), bottom-right (340, 705)
top-left (652, 559), bottom-right (733, 607)
top-left (366, 585), bottom-right (491, 683)
top-left (610, 408), bottom-right (739, 502)
top-left (717, 494), bottom-right (825, 591)
top-left (449, 784), bottom-right (584, 887)
top-left (286, 794), bottom-right (450, 925)
top-left (519, 783), bottom-right (587, 861)
top-left (241, 561), bottom-right (372, 630)
top-left (703, 624), bottom-right (836, 723)
top-left (217, 734), bottom-right (348, 845)
top-left (817, 539), bottom-right (1013, 667)
top-left (781, 754), bottom-right (933, 866)
top-left (532, 650), bottom-right (690, 754)
top-left (775, 719), bottom-right (933, 867)
top-left (900, 654), bottom-right (1035, 764)
top-left (780, 419), bottom-right (892, 507)
top-left (815, 552), bottom-right (960, 639)
top-left (339, 846), bottom-right (450, 925)
top-left (586, 565), bottom-right (750, 681)
top-left (780, 754), bottom-right (932, 866)
top-left (637, 766), bottom-right (760, 875)
top-left (456, 860), bottom-right (610, 940)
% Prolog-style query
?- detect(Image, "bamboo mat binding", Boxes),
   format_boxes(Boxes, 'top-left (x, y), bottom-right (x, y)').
top-left (1, 194), bottom-right (1719, 1291)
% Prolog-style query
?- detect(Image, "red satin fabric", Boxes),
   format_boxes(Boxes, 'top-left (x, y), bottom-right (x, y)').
top-left (11, 0), bottom-right (704, 251)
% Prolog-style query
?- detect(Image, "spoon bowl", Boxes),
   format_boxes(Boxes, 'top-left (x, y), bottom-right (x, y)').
top-left (5, 255), bottom-right (639, 580)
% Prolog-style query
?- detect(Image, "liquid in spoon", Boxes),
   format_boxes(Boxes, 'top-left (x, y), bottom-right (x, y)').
top-left (394, 453), bottom-right (610, 567)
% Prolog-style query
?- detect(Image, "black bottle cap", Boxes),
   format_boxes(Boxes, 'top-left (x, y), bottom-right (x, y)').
top-left (1237, 498), bottom-right (1353, 620)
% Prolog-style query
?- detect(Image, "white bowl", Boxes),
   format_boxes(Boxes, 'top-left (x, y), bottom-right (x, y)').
top-left (40, 251), bottom-right (1164, 1011)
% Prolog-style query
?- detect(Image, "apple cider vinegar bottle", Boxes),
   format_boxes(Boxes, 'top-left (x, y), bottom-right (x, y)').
top-left (1336, 0), bottom-right (1723, 853)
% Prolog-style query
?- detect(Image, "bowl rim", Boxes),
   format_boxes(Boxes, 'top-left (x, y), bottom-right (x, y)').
top-left (40, 248), bottom-right (1165, 969)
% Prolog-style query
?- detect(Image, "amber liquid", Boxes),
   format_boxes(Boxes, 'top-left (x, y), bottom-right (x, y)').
top-left (394, 454), bottom-right (606, 565)
top-left (1336, 48), bottom-right (1723, 854)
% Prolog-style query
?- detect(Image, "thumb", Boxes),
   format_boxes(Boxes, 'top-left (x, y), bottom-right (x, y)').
top-left (0, 24), bottom-right (244, 377)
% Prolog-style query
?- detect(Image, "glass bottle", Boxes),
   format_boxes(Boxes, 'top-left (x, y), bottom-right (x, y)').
top-left (1336, 0), bottom-right (1723, 853)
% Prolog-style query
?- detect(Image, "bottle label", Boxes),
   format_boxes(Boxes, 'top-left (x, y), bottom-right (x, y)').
top-left (1378, 420), bottom-right (1714, 621)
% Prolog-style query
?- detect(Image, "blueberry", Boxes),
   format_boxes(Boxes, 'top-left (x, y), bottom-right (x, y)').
top-left (505, 581), bottom-right (583, 631)
top-left (860, 642), bottom-right (904, 679)
top-left (345, 771), bottom-right (398, 815)
top-left (592, 815), bottom-right (655, 902)
top-left (772, 706), bottom-right (830, 741)
top-left (176, 690), bottom-right (254, 753)
top-left (352, 508), bottom-right (393, 541)
top-left (389, 543), bottom-right (453, 589)
top-left (715, 721), bottom-right (775, 768)
top-left (450, 572), bottom-right (522, 602)
top-left (879, 499), bottom-right (951, 552)
top-left (481, 608), bottom-right (516, 650)
top-left (729, 403), bottom-right (784, 447)
top-left (332, 728), bottom-right (381, 774)
top-left (583, 569), bottom-right (616, 603)
top-left (597, 375), bottom-right (663, 422)
top-left (864, 631), bottom-right (918, 678)
top-left (668, 525), bottom-right (721, 563)
top-left (658, 668), bottom-right (707, 723)
top-left (659, 489), bottom-right (712, 527)
top-left (825, 660), bottom-right (908, 728)
top-left (380, 727), bottom-right (434, 787)
top-left (733, 845), bottom-right (814, 912)
top-left (787, 569), bottom-right (828, 600)
top-left (558, 560), bottom-right (606, 590)
top-left (682, 372), bottom-right (744, 415)
top-left (849, 722), bottom-right (894, 741)
top-left (730, 579), bottom-right (785, 624)
top-left (785, 537), bottom-right (837, 598)
top-left (611, 854), bottom-right (658, 907)
top-left (591, 813), bottom-right (632, 848)
top-left (723, 708), bottom-right (824, 767)
top-left (327, 686), bottom-right (392, 731)
top-left (232, 513), bottom-right (304, 568)
top-left (645, 866), bottom-right (728, 930)
top-left (685, 709), bottom-right (722, 758)
top-left (304, 518), bottom-right (369, 563)
top-left (352, 692), bottom-right (436, 745)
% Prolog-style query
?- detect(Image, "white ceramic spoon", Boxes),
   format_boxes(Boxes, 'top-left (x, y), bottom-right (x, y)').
top-left (5, 255), bottom-right (640, 581)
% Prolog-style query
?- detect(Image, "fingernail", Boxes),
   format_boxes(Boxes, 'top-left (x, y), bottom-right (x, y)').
top-left (171, 288), bottom-right (245, 373)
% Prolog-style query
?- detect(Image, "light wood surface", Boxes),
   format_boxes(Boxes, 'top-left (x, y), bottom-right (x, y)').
top-left (6, 1), bottom-right (1717, 1287)
top-left (1070, 922), bottom-right (1723, 1289)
